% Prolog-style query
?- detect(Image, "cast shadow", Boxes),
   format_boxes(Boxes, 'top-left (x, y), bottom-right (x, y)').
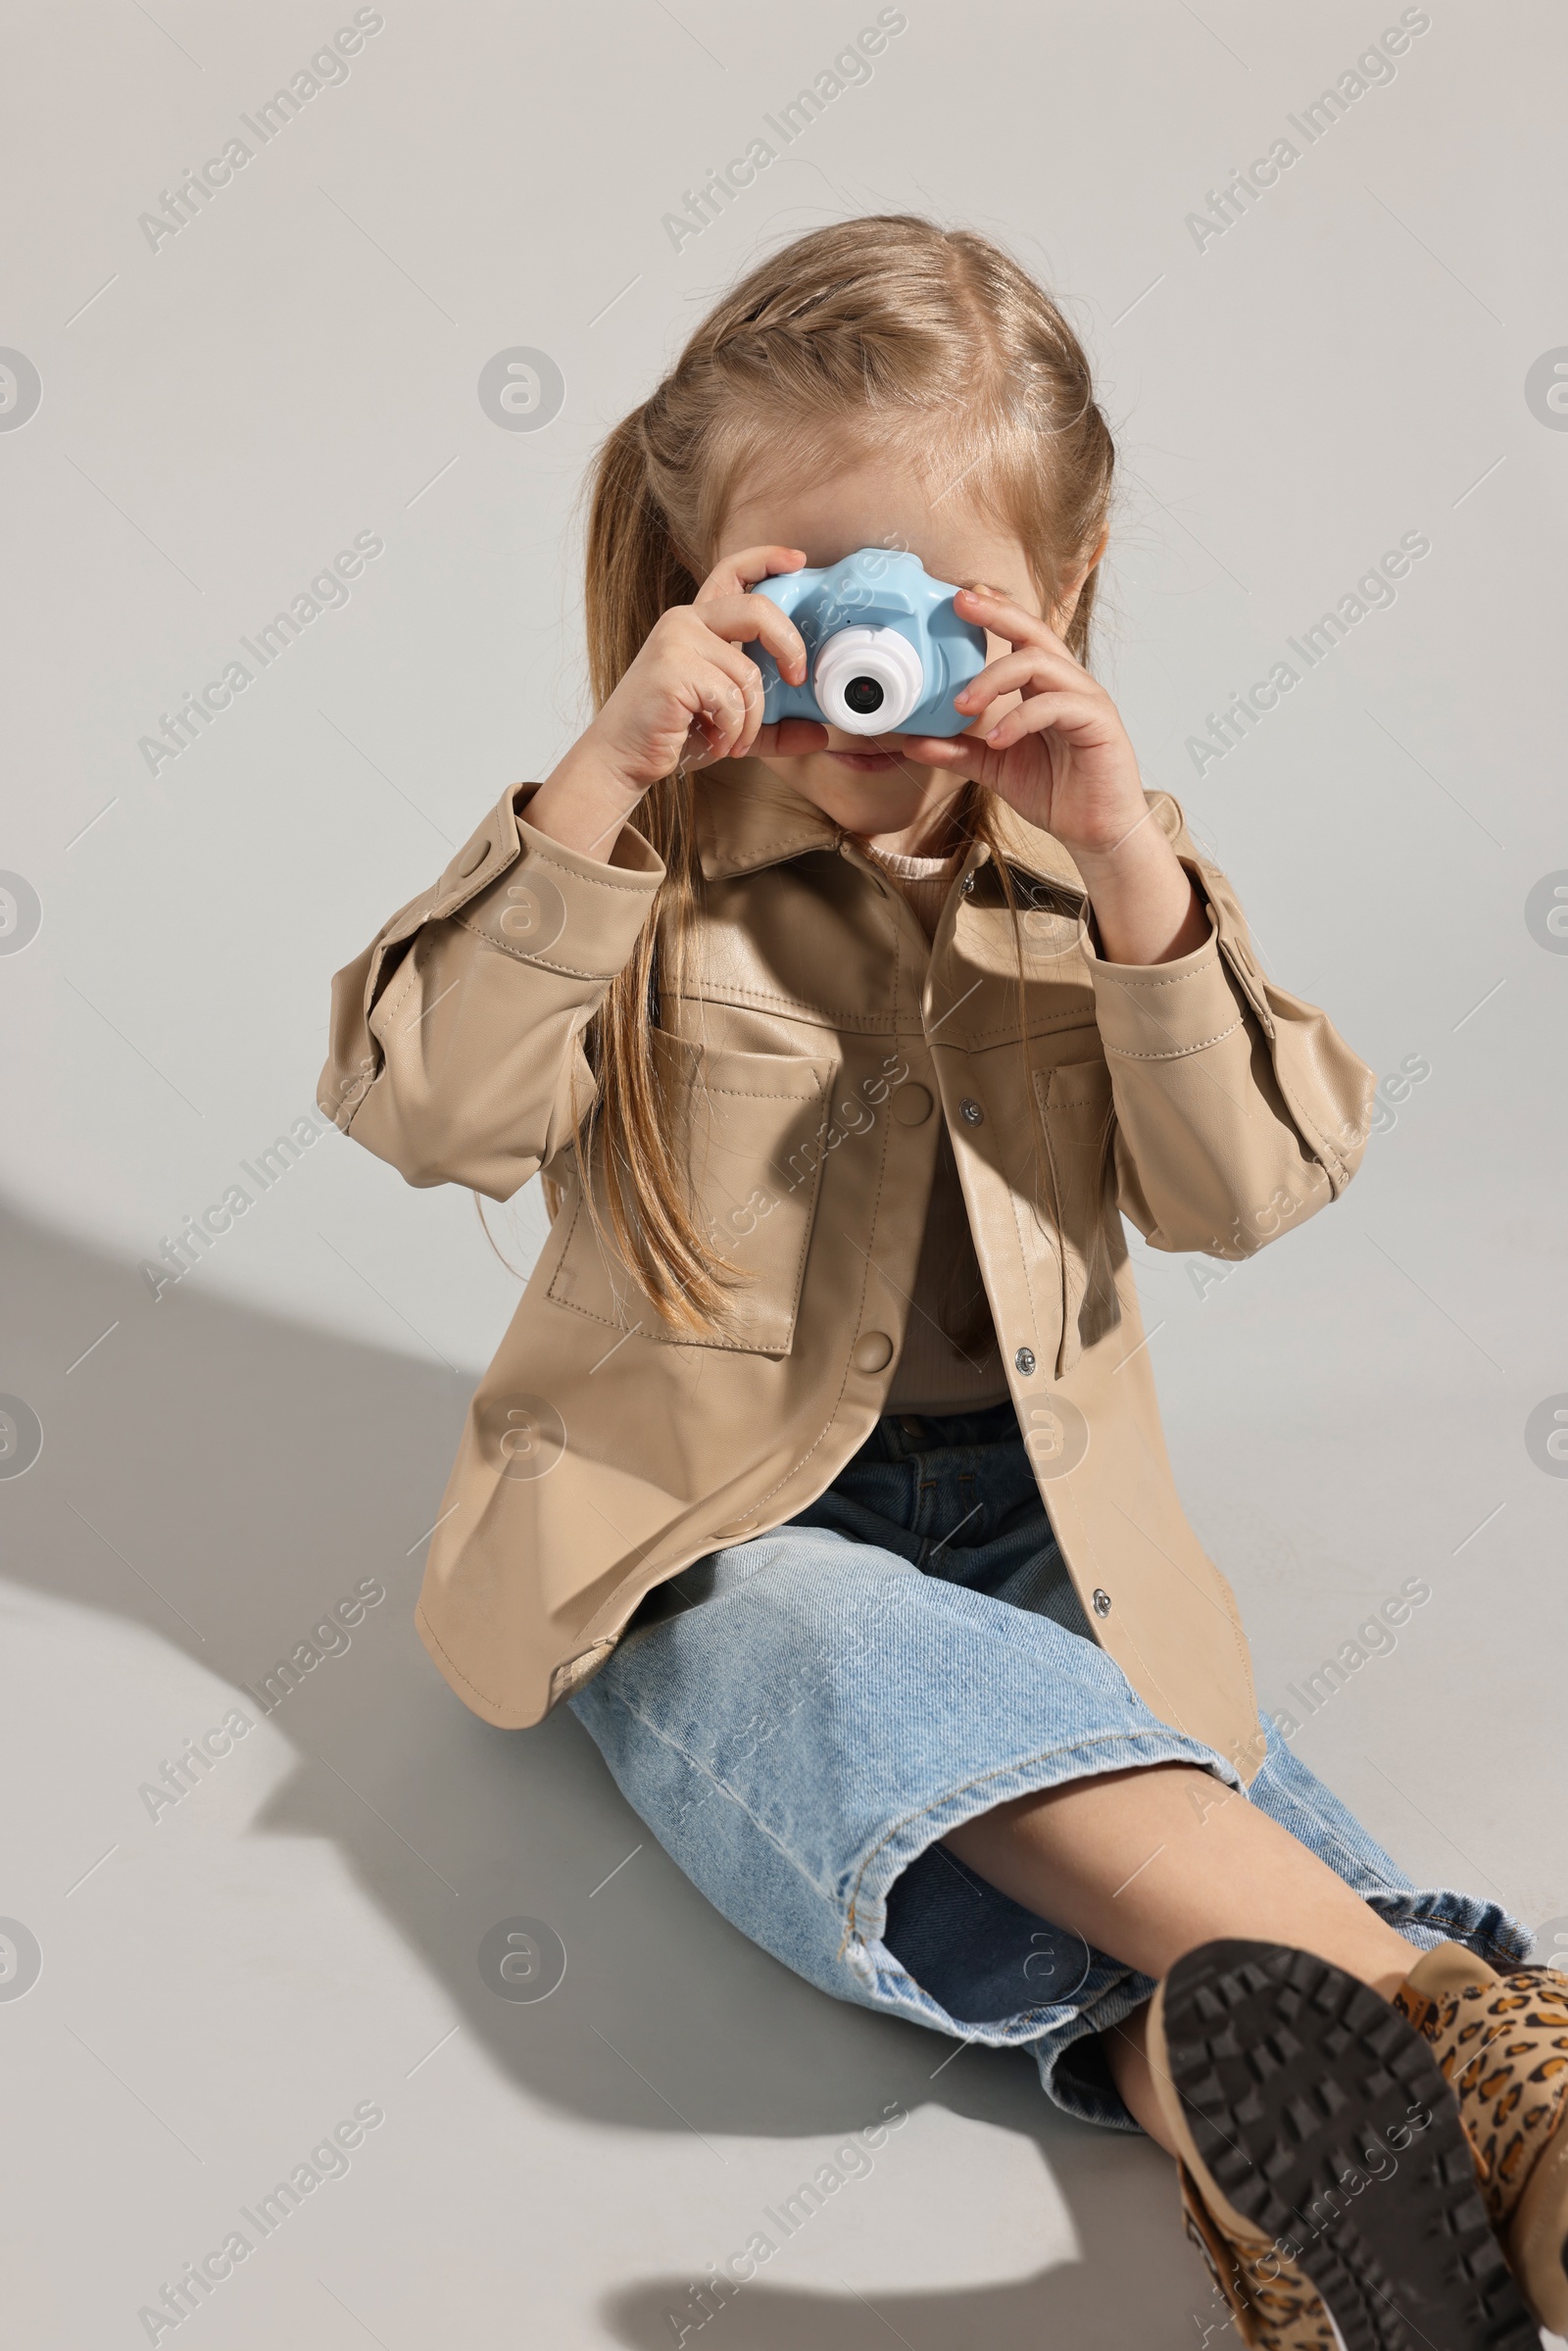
top-left (2, 1193), bottom-right (1208, 2348)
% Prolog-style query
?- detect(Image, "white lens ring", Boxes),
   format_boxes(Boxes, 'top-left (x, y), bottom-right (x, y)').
top-left (812, 626), bottom-right (925, 735)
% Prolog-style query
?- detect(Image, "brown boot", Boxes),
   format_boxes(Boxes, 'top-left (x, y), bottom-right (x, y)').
top-left (1148, 1938), bottom-right (1536, 2349)
top-left (1393, 1940), bottom-right (1568, 2335)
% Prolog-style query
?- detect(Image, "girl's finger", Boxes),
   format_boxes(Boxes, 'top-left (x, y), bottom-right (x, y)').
top-left (954, 583), bottom-right (1077, 663)
top-left (689, 661), bottom-right (753, 761)
top-left (899, 696), bottom-right (1103, 769)
top-left (700, 631), bottom-right (766, 701)
top-left (697, 591), bottom-right (809, 683)
top-left (695, 545), bottom-right (808, 604)
top-left (981, 690), bottom-right (1104, 750)
top-left (698, 634), bottom-right (775, 757)
top-left (952, 645), bottom-right (1084, 713)
top-left (756, 716), bottom-right (830, 759)
top-left (896, 733), bottom-right (994, 779)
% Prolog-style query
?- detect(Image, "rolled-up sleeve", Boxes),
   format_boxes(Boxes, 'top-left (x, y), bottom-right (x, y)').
top-left (318, 781), bottom-right (663, 1198)
top-left (1082, 795), bottom-right (1375, 1257)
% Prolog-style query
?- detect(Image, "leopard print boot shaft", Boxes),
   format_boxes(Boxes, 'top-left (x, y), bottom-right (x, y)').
top-left (1177, 2157), bottom-right (1339, 2349)
top-left (1393, 1941), bottom-right (1568, 2334)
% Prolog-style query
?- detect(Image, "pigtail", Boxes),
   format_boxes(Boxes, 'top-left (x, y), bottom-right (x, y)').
top-left (571, 404), bottom-right (744, 1335)
top-left (583, 404), bottom-right (697, 709)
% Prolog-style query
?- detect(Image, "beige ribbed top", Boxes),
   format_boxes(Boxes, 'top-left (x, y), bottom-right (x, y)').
top-left (864, 841), bottom-right (1010, 1415)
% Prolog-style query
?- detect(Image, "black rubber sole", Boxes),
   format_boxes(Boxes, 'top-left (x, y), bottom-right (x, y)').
top-left (1162, 1939), bottom-right (1537, 2351)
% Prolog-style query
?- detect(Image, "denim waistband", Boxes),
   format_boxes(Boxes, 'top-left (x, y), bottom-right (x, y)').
top-left (856, 1399), bottom-right (1023, 1465)
top-left (786, 1395), bottom-right (1066, 1612)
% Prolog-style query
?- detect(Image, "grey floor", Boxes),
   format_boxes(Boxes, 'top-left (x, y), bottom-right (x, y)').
top-left (4, 1), bottom-right (1566, 2342)
top-left (3, 1200), bottom-right (1201, 2346)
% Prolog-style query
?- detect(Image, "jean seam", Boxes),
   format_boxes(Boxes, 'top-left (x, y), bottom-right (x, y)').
top-left (583, 1679), bottom-right (843, 1908)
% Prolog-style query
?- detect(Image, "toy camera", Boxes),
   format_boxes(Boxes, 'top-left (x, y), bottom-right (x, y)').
top-left (746, 548), bottom-right (987, 738)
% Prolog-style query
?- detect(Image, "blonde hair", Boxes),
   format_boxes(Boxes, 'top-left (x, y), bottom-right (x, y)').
top-left (568, 215), bottom-right (1115, 1336)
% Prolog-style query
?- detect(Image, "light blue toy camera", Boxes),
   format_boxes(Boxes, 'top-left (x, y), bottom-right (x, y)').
top-left (746, 548), bottom-right (987, 738)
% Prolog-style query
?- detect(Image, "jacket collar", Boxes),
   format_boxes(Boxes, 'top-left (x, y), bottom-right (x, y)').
top-left (693, 760), bottom-right (840, 879)
top-left (693, 759), bottom-right (1088, 896)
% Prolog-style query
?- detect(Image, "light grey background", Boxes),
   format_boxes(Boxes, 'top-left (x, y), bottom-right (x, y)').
top-left (2, 1), bottom-right (1564, 2343)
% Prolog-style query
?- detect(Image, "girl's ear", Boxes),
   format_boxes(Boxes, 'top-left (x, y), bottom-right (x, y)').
top-left (1050, 527), bottom-right (1108, 637)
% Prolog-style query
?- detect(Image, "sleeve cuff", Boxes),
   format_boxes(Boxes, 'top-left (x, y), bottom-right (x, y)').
top-left (437, 782), bottom-right (664, 984)
top-left (1081, 890), bottom-right (1252, 1061)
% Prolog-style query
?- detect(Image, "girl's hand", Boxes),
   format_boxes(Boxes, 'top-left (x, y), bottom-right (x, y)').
top-left (897, 585), bottom-right (1147, 860)
top-left (532, 546), bottom-right (829, 859)
top-left (898, 584), bottom-right (1208, 964)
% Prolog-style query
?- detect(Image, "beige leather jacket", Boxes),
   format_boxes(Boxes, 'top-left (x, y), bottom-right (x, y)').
top-left (318, 765), bottom-right (1374, 1782)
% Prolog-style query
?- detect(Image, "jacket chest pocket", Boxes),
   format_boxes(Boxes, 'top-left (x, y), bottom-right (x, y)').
top-left (1035, 1053), bottom-right (1122, 1376)
top-left (545, 1042), bottom-right (837, 1355)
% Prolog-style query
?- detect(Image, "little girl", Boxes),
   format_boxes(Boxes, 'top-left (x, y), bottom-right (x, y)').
top-left (320, 218), bottom-right (1568, 2347)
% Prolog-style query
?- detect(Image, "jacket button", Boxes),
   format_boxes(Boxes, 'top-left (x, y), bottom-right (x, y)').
top-left (1092, 1588), bottom-right (1112, 1618)
top-left (457, 838), bottom-right (490, 877)
top-left (852, 1331), bottom-right (894, 1373)
top-left (892, 1083), bottom-right (933, 1126)
top-left (1014, 1347), bottom-right (1036, 1375)
top-left (958, 1099), bottom-right (984, 1125)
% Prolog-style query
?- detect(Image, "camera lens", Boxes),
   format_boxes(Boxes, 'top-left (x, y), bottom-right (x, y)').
top-left (813, 626), bottom-right (923, 734)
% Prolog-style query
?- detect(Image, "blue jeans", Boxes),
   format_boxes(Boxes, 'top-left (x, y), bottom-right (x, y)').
top-left (571, 1401), bottom-right (1530, 2129)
